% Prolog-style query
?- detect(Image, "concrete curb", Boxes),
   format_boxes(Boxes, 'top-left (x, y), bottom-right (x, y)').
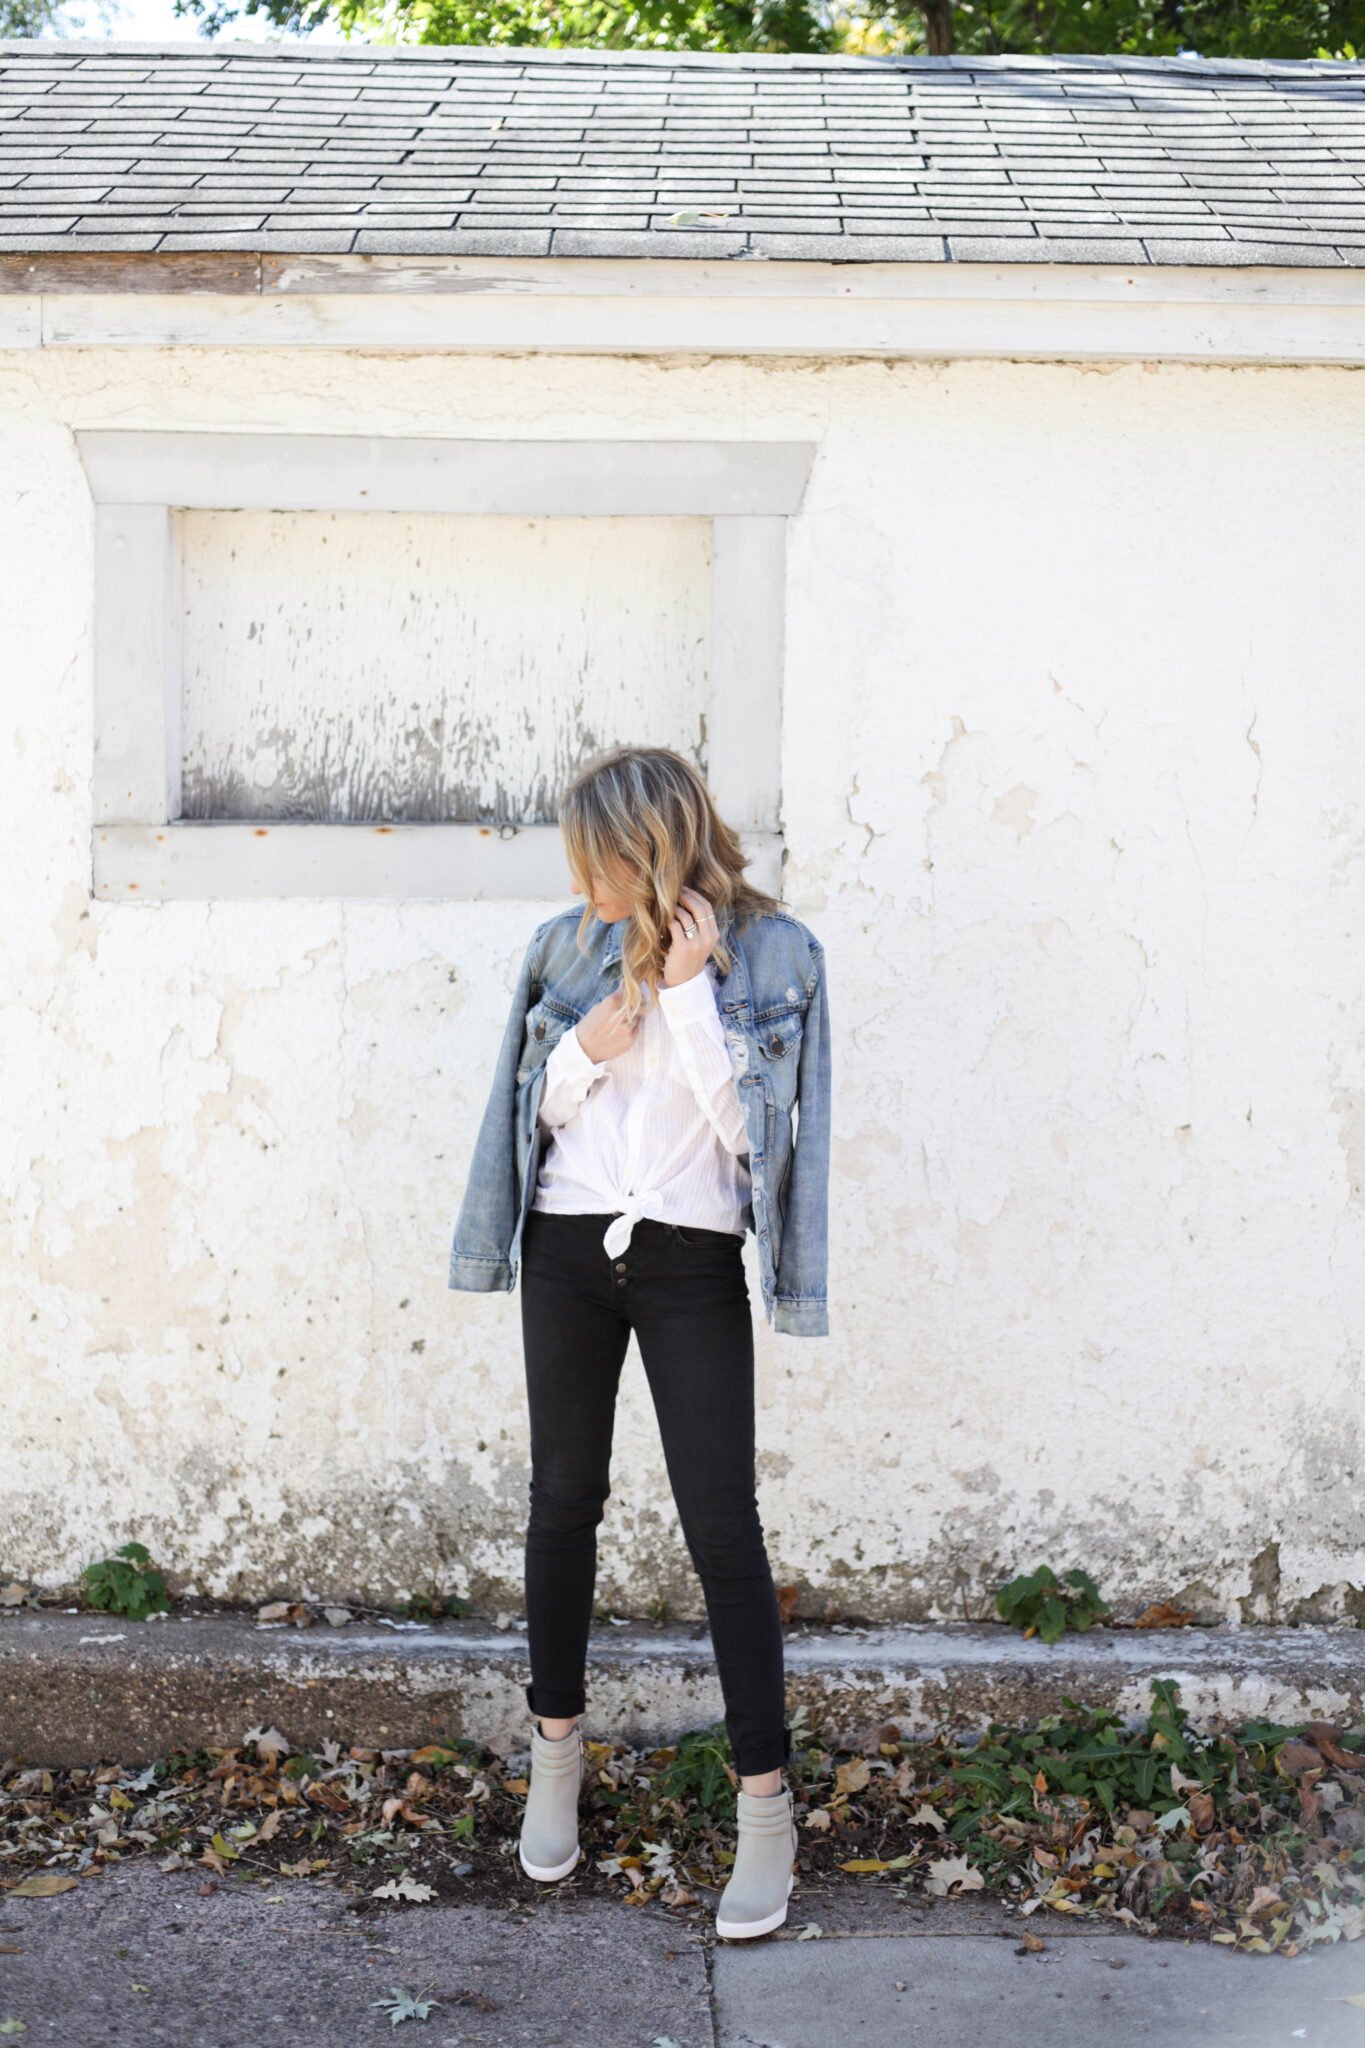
top-left (4, 1612), bottom-right (1364, 1766)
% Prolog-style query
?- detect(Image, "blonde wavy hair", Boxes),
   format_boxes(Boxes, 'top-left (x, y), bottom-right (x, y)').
top-left (558, 744), bottom-right (782, 1024)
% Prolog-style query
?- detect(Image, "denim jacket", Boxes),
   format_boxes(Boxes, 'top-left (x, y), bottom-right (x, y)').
top-left (448, 901), bottom-right (831, 1336)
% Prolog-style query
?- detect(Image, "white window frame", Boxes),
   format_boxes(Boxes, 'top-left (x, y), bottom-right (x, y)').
top-left (77, 431), bottom-right (816, 902)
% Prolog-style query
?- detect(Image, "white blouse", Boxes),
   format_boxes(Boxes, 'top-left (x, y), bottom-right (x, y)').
top-left (531, 960), bottom-right (753, 1259)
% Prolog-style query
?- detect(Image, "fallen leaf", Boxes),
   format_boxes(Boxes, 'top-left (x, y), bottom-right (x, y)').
top-left (1304, 1724), bottom-right (1365, 1774)
top-left (370, 1875), bottom-right (436, 1903)
top-left (1188, 1793), bottom-right (1216, 1834)
top-left (245, 1725), bottom-right (291, 1762)
top-left (6, 1875), bottom-right (78, 1899)
top-left (924, 1855), bottom-right (984, 1897)
top-left (1132, 1602), bottom-right (1197, 1628)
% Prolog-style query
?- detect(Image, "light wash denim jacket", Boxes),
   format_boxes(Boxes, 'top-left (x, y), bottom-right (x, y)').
top-left (448, 900), bottom-right (831, 1336)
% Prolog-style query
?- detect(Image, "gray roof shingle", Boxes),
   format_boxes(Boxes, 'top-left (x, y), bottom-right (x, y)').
top-left (1, 41), bottom-right (1364, 264)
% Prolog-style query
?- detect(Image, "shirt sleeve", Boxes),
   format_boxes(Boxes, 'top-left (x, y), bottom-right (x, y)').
top-left (536, 1024), bottom-right (610, 1134)
top-left (656, 971), bottom-right (751, 1158)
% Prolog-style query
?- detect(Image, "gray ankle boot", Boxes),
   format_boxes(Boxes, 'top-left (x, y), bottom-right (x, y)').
top-left (714, 1783), bottom-right (799, 1939)
top-left (517, 1717), bottom-right (584, 1882)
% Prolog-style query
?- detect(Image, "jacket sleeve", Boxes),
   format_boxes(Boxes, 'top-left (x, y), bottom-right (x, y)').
top-left (771, 936), bottom-right (831, 1337)
top-left (447, 921), bottom-right (545, 1294)
top-left (537, 1025), bottom-right (610, 1133)
top-left (656, 970), bottom-right (751, 1158)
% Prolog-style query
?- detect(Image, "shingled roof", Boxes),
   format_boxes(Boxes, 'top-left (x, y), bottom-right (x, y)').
top-left (3, 42), bottom-right (1365, 266)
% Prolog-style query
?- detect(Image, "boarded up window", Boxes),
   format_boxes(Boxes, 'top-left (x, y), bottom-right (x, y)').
top-left (177, 510), bottom-right (712, 824)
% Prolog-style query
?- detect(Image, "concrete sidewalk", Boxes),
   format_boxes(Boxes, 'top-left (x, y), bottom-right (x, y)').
top-left (4, 1860), bottom-right (1364, 2047)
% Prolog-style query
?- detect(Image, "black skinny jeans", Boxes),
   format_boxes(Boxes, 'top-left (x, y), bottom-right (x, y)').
top-left (518, 1207), bottom-right (792, 1779)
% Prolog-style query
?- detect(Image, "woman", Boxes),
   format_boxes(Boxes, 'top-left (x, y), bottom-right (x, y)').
top-left (448, 744), bottom-right (832, 1940)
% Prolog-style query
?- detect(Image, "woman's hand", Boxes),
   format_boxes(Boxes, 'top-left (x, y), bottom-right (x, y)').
top-left (574, 888), bottom-right (720, 1057)
top-left (574, 990), bottom-right (639, 1065)
top-left (662, 885), bottom-right (721, 990)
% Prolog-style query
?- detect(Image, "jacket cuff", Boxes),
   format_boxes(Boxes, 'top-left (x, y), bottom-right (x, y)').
top-left (448, 1254), bottom-right (513, 1293)
top-left (772, 1295), bottom-right (829, 1337)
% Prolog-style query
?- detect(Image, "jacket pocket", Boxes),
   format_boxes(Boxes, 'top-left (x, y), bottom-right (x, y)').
top-left (515, 994), bottom-right (578, 1084)
top-left (757, 1009), bottom-right (804, 1111)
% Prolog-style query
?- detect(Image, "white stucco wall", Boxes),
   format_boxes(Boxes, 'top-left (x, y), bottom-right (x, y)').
top-left (3, 341), bottom-right (1363, 1624)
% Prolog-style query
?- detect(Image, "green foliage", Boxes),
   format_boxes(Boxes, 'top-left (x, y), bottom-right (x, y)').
top-left (281, 1749), bottom-right (326, 1781)
top-left (941, 1676), bottom-right (1234, 1830)
top-left (1, 0), bottom-right (67, 34)
top-left (157, 0), bottom-right (1365, 62)
top-left (995, 1563), bottom-right (1110, 1643)
top-left (648, 1702), bottom-right (821, 1821)
top-left (406, 0), bottom-right (832, 49)
top-left (399, 1589), bottom-right (471, 1620)
top-left (651, 1719), bottom-right (740, 1817)
top-left (80, 1541), bottom-right (171, 1621)
top-left (887, 0), bottom-right (1365, 59)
